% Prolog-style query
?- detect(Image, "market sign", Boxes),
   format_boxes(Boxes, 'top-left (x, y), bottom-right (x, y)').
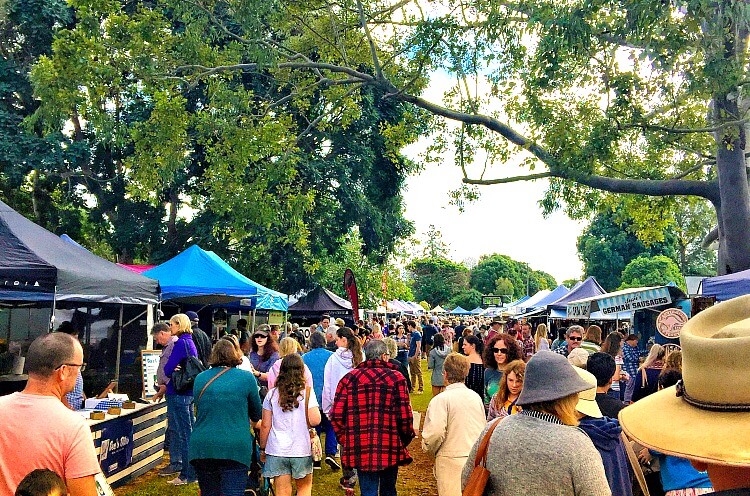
top-left (598, 287), bottom-right (672, 315)
top-left (99, 419), bottom-right (134, 476)
top-left (656, 308), bottom-right (688, 339)
top-left (567, 301), bottom-right (592, 319)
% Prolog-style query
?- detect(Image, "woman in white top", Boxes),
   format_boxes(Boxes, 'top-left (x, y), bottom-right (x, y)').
top-left (534, 324), bottom-right (551, 352)
top-left (259, 353), bottom-right (321, 496)
top-left (321, 327), bottom-right (363, 414)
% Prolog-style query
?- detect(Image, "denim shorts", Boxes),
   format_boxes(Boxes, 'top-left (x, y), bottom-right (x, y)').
top-left (262, 454), bottom-right (313, 479)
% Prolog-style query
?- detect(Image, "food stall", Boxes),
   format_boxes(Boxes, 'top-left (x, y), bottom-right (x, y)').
top-left (0, 199), bottom-right (165, 487)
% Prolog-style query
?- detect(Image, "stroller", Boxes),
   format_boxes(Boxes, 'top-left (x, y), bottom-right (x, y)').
top-left (246, 429), bottom-right (273, 496)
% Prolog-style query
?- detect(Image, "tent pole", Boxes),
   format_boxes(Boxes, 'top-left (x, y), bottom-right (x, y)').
top-left (251, 308), bottom-right (256, 330)
top-left (50, 285), bottom-right (58, 331)
top-left (114, 304), bottom-right (124, 394)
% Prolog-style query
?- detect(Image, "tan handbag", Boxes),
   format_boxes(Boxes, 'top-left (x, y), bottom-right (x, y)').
top-left (304, 387), bottom-right (323, 462)
top-left (462, 418), bottom-right (502, 496)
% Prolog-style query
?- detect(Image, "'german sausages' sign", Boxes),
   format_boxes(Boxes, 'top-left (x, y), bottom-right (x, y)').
top-left (598, 287), bottom-right (672, 315)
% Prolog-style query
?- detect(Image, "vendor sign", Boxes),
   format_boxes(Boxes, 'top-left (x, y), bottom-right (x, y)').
top-left (99, 419), bottom-right (134, 476)
top-left (567, 301), bottom-right (592, 319)
top-left (656, 308), bottom-right (688, 339)
top-left (598, 287), bottom-right (672, 315)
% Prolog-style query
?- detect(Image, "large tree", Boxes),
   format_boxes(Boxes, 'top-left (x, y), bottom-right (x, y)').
top-left (155, 0), bottom-right (749, 275)
top-left (16, 0), bottom-right (421, 292)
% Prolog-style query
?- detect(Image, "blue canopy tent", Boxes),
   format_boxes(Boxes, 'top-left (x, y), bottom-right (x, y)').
top-left (144, 245), bottom-right (258, 304)
top-left (470, 306), bottom-right (483, 315)
top-left (547, 277), bottom-right (606, 311)
top-left (701, 269), bottom-right (750, 302)
top-left (450, 306), bottom-right (472, 315)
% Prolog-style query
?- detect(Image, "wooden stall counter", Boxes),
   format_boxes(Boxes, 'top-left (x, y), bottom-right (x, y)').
top-left (83, 401), bottom-right (167, 488)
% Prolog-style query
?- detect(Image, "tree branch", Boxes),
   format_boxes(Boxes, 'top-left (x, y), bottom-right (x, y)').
top-left (463, 172), bottom-right (552, 184)
top-left (356, 0), bottom-right (383, 80)
top-left (620, 117), bottom-right (750, 135)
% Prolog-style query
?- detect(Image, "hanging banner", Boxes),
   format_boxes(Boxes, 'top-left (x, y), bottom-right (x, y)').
top-left (598, 287), bottom-right (672, 315)
top-left (567, 301), bottom-right (591, 319)
top-left (99, 419), bottom-right (134, 476)
top-left (268, 311), bottom-right (284, 325)
top-left (343, 269), bottom-right (359, 323)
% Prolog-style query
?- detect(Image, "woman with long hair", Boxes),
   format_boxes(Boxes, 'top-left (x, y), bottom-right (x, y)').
top-left (534, 324), bottom-right (550, 352)
top-left (461, 352), bottom-right (610, 495)
top-left (163, 313), bottom-right (199, 485)
top-left (482, 334), bottom-right (523, 405)
top-left (626, 343), bottom-right (666, 403)
top-left (580, 325), bottom-right (603, 354)
top-left (322, 327), bottom-right (363, 489)
top-left (462, 335), bottom-right (485, 400)
top-left (190, 339), bottom-right (263, 496)
top-left (266, 337), bottom-right (313, 389)
top-left (259, 354), bottom-right (321, 496)
top-left (428, 334), bottom-right (451, 396)
top-left (487, 359), bottom-right (526, 421)
top-left (600, 332), bottom-right (625, 400)
top-left (248, 326), bottom-right (280, 389)
top-left (393, 323), bottom-right (409, 368)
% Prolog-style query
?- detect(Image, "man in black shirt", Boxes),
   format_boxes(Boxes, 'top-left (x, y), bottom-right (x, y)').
top-left (587, 352), bottom-right (625, 419)
top-left (185, 311), bottom-right (212, 368)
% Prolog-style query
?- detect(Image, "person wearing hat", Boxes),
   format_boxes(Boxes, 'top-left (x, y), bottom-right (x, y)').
top-left (461, 351), bottom-right (610, 495)
top-left (619, 295), bottom-right (750, 495)
top-left (185, 311), bottom-right (212, 368)
top-left (574, 366), bottom-right (633, 496)
top-left (485, 317), bottom-right (504, 345)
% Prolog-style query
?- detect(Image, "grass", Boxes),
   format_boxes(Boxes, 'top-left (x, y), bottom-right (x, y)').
top-left (115, 360), bottom-right (438, 496)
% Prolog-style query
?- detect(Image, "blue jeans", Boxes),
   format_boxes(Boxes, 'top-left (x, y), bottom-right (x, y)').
top-left (165, 400), bottom-right (181, 469)
top-left (315, 413), bottom-right (338, 456)
top-left (167, 394), bottom-right (196, 481)
top-left (193, 459), bottom-right (248, 496)
top-left (359, 465), bottom-right (398, 496)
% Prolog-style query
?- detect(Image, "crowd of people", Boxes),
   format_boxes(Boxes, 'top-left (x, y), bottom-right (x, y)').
top-left (3, 300), bottom-right (750, 496)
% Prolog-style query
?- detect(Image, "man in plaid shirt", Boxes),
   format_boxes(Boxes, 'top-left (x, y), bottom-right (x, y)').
top-left (330, 339), bottom-right (416, 496)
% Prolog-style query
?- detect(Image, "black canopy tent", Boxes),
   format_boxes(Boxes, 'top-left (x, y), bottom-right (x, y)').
top-left (0, 199), bottom-right (159, 396)
top-left (288, 286), bottom-right (353, 325)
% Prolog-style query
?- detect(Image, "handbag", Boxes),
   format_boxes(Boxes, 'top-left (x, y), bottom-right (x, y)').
top-left (304, 387), bottom-right (323, 462)
top-left (171, 339), bottom-right (206, 393)
top-left (462, 418), bottom-right (502, 496)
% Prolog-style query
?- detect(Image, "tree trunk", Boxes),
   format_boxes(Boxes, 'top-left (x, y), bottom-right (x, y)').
top-left (714, 92), bottom-right (750, 275)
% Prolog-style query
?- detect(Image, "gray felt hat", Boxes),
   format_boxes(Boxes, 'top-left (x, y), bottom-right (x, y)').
top-left (517, 351), bottom-right (593, 406)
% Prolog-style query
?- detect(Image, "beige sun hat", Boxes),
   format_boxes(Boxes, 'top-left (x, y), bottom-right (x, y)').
top-left (619, 295), bottom-right (750, 467)
top-left (574, 366), bottom-right (603, 419)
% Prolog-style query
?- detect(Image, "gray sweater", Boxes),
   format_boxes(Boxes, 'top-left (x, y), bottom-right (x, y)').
top-left (461, 413), bottom-right (611, 496)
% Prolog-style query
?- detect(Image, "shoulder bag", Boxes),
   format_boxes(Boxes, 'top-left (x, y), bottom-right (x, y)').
top-left (304, 387), bottom-right (323, 462)
top-left (172, 338), bottom-right (206, 393)
top-left (462, 418), bottom-right (502, 496)
top-left (196, 367), bottom-right (231, 404)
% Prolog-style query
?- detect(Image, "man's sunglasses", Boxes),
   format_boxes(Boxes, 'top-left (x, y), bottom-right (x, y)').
top-left (568, 336), bottom-right (583, 341)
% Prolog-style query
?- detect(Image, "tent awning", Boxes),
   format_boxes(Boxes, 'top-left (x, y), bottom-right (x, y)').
top-left (0, 201), bottom-right (159, 304)
top-left (566, 286), bottom-right (683, 318)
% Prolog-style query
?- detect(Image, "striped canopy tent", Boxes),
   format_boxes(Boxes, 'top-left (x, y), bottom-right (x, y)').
top-left (566, 285), bottom-right (686, 319)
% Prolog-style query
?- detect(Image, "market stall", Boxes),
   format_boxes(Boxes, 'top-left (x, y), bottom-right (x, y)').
top-left (566, 285), bottom-right (689, 348)
top-left (0, 200), bottom-right (165, 487)
top-left (288, 286), bottom-right (353, 326)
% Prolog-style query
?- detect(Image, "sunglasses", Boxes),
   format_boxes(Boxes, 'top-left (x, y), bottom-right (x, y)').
top-left (568, 336), bottom-right (583, 341)
top-left (493, 347), bottom-right (508, 354)
top-left (254, 335), bottom-right (268, 339)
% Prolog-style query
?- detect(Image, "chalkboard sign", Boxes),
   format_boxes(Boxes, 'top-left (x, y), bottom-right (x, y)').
top-left (140, 350), bottom-right (161, 399)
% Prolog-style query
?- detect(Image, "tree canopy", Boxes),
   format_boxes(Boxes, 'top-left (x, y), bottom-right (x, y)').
top-left (142, 0), bottom-right (748, 275)
top-left (470, 254), bottom-right (557, 299)
top-left (619, 255), bottom-right (686, 292)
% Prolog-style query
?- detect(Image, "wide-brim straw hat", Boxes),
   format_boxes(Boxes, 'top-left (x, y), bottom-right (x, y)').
top-left (574, 366), bottom-right (603, 418)
top-left (518, 351), bottom-right (592, 405)
top-left (619, 295), bottom-right (750, 467)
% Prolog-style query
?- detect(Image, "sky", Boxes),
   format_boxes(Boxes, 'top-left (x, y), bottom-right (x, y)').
top-left (399, 73), bottom-right (588, 284)
top-left (401, 153), bottom-right (587, 283)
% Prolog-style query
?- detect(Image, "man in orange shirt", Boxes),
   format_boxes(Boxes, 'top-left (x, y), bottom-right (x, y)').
top-left (0, 332), bottom-right (101, 496)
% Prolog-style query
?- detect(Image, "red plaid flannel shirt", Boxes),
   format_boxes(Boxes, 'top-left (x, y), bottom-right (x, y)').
top-left (330, 359), bottom-right (415, 471)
